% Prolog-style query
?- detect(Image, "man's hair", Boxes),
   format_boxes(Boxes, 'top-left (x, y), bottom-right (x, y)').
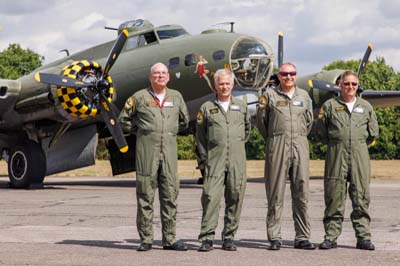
top-left (150, 62), bottom-right (168, 73)
top-left (340, 70), bottom-right (359, 81)
top-left (213, 69), bottom-right (234, 84)
top-left (279, 62), bottom-right (297, 71)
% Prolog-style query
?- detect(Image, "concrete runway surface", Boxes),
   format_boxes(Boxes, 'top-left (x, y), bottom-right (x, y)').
top-left (0, 177), bottom-right (399, 266)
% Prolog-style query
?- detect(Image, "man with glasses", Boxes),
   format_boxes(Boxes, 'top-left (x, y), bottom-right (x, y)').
top-left (118, 62), bottom-right (189, 252)
top-left (256, 63), bottom-right (315, 250)
top-left (317, 70), bottom-right (378, 250)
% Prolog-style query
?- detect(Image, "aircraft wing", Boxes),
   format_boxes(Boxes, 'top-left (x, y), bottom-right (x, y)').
top-left (361, 90), bottom-right (400, 108)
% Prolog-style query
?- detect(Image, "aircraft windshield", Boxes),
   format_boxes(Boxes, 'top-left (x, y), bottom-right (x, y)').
top-left (230, 37), bottom-right (273, 90)
top-left (157, 29), bottom-right (188, 40)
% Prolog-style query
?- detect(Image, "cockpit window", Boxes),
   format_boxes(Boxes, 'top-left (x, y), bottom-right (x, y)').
top-left (142, 32), bottom-right (158, 45)
top-left (126, 36), bottom-right (139, 50)
top-left (126, 31), bottom-right (158, 50)
top-left (157, 29), bottom-right (188, 40)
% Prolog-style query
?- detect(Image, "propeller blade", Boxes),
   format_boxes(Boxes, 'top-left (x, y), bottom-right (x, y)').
top-left (357, 43), bottom-right (373, 76)
top-left (102, 29), bottom-right (129, 78)
top-left (98, 94), bottom-right (128, 153)
top-left (278, 32), bottom-right (284, 68)
top-left (35, 72), bottom-right (91, 88)
top-left (309, 79), bottom-right (341, 93)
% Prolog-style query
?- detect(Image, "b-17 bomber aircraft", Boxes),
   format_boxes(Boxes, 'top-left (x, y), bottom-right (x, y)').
top-left (0, 19), bottom-right (399, 188)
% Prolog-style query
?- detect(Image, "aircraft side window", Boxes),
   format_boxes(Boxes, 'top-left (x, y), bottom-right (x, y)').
top-left (169, 57), bottom-right (180, 69)
top-left (126, 36), bottom-right (139, 50)
top-left (184, 54), bottom-right (196, 66)
top-left (213, 50), bottom-right (225, 61)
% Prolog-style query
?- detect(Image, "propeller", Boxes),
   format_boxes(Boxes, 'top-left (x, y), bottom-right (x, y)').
top-left (35, 29), bottom-right (129, 153)
top-left (357, 43), bottom-right (373, 76)
top-left (278, 32), bottom-right (284, 68)
top-left (310, 43), bottom-right (373, 95)
top-left (35, 72), bottom-right (91, 88)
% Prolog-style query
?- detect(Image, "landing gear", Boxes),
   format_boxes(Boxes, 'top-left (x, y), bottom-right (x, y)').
top-left (7, 140), bottom-right (46, 188)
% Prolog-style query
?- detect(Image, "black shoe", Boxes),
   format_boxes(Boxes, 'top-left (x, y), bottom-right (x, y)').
top-left (268, 240), bottom-right (281, 250)
top-left (222, 239), bottom-right (237, 251)
top-left (137, 243), bottom-right (152, 251)
top-left (356, 240), bottom-right (375, 250)
top-left (319, 240), bottom-right (337, 249)
top-left (163, 241), bottom-right (188, 251)
top-left (294, 240), bottom-right (316, 250)
top-left (198, 240), bottom-right (213, 252)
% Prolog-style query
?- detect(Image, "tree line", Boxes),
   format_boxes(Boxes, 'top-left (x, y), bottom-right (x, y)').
top-left (1, 44), bottom-right (399, 160)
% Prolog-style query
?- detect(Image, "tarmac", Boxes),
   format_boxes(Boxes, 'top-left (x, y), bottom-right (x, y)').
top-left (0, 176), bottom-right (399, 266)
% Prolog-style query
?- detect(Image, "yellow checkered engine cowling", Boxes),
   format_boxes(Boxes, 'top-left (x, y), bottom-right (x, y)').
top-left (58, 60), bottom-right (114, 118)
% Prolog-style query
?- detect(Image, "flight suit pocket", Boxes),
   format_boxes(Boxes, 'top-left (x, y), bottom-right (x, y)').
top-left (136, 174), bottom-right (151, 195)
top-left (324, 176), bottom-right (345, 209)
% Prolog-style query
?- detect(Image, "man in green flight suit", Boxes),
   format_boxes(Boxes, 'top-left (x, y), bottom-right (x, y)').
top-left (256, 63), bottom-right (315, 250)
top-left (118, 62), bottom-right (189, 252)
top-left (196, 69), bottom-right (250, 252)
top-left (318, 70), bottom-right (378, 251)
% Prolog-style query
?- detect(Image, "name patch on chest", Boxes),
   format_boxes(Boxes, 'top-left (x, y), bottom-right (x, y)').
top-left (210, 108), bottom-right (219, 114)
top-left (163, 101), bottom-right (174, 108)
top-left (335, 106), bottom-right (346, 112)
top-left (146, 99), bottom-right (158, 107)
top-left (276, 100), bottom-right (288, 107)
top-left (353, 107), bottom-right (364, 114)
top-left (292, 100), bottom-right (303, 107)
top-left (230, 105), bottom-right (241, 111)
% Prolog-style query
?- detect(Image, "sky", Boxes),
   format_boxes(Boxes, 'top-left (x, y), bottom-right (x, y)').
top-left (0, 0), bottom-right (400, 75)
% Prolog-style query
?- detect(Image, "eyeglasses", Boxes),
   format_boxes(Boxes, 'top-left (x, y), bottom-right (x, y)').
top-left (343, 82), bottom-right (358, 86)
top-left (279, 71), bottom-right (297, 77)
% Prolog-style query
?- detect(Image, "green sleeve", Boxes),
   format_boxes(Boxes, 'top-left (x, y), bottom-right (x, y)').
top-left (317, 104), bottom-right (329, 144)
top-left (367, 108), bottom-right (379, 144)
top-left (195, 105), bottom-right (208, 163)
top-left (118, 95), bottom-right (136, 134)
top-left (255, 93), bottom-right (268, 141)
top-left (306, 95), bottom-right (314, 134)
top-left (178, 94), bottom-right (190, 133)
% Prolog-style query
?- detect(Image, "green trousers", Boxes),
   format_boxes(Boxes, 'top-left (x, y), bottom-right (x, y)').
top-left (323, 173), bottom-right (371, 242)
top-left (136, 160), bottom-right (179, 246)
top-left (199, 171), bottom-right (247, 241)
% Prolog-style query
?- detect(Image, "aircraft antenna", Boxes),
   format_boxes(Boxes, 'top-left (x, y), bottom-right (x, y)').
top-left (59, 49), bottom-right (70, 56)
top-left (211, 22), bottom-right (235, 32)
top-left (104, 26), bottom-right (118, 31)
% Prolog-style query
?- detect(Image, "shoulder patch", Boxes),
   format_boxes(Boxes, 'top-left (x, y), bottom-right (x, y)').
top-left (196, 111), bottom-right (205, 125)
top-left (318, 108), bottom-right (325, 120)
top-left (124, 96), bottom-right (135, 110)
top-left (258, 95), bottom-right (268, 110)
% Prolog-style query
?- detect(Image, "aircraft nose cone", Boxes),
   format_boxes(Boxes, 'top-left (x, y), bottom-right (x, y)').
top-left (230, 36), bottom-right (274, 90)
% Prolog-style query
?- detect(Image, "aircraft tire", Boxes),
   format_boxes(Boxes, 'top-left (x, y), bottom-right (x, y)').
top-left (8, 140), bottom-right (47, 188)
